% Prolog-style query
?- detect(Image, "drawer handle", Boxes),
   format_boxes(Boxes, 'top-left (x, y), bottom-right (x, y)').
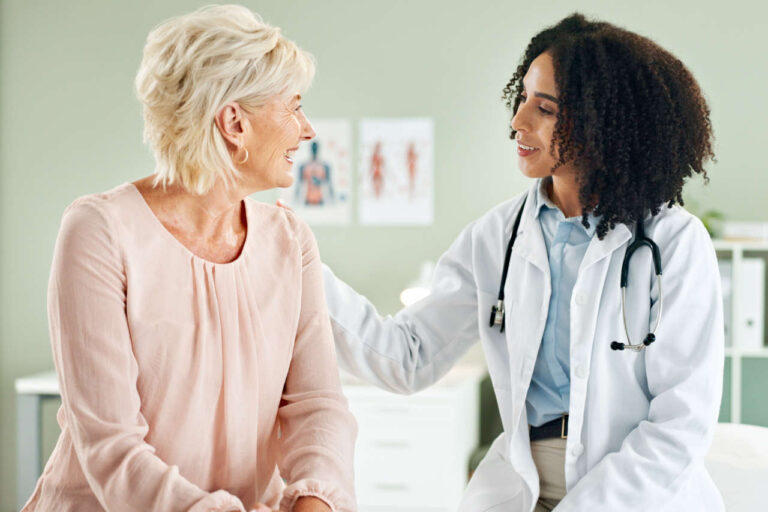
top-left (374, 483), bottom-right (411, 491)
top-left (374, 407), bottom-right (411, 414)
top-left (374, 440), bottom-right (410, 448)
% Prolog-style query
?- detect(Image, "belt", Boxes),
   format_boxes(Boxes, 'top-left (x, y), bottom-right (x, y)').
top-left (529, 414), bottom-right (568, 441)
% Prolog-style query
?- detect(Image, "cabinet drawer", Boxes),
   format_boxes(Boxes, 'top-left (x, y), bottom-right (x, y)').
top-left (357, 475), bottom-right (459, 509)
top-left (351, 402), bottom-right (454, 431)
top-left (355, 436), bottom-right (465, 506)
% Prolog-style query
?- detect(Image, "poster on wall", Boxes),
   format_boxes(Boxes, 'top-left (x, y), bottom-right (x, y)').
top-left (358, 118), bottom-right (434, 226)
top-left (281, 119), bottom-right (352, 225)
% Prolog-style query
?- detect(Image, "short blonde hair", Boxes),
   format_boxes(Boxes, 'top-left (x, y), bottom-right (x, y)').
top-left (135, 4), bottom-right (315, 194)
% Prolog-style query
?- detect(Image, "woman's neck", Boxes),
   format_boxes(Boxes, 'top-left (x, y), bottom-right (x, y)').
top-left (547, 172), bottom-right (582, 218)
top-left (135, 176), bottom-right (246, 241)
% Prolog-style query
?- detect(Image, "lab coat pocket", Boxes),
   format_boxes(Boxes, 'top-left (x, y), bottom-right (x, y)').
top-left (458, 432), bottom-right (527, 512)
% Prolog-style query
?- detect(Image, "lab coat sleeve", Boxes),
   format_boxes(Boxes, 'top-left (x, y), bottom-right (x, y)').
top-left (556, 215), bottom-right (724, 511)
top-left (322, 222), bottom-right (481, 394)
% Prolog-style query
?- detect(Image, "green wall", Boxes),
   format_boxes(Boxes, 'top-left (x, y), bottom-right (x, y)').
top-left (1, 0), bottom-right (767, 509)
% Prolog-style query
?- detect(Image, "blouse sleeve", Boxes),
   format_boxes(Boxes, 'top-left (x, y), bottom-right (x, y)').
top-left (48, 200), bottom-right (245, 512)
top-left (277, 214), bottom-right (357, 512)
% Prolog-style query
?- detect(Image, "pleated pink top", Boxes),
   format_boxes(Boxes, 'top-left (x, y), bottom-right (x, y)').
top-left (23, 183), bottom-right (357, 512)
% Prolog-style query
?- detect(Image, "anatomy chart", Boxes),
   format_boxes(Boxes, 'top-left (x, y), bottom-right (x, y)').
top-left (358, 118), bottom-right (434, 225)
top-left (283, 119), bottom-right (352, 225)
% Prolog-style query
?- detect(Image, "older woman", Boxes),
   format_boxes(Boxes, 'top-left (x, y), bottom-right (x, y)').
top-left (22, 5), bottom-right (355, 512)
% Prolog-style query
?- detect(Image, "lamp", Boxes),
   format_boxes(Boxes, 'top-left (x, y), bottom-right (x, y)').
top-left (400, 261), bottom-right (435, 306)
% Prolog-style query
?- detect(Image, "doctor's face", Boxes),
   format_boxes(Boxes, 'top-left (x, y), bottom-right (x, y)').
top-left (510, 52), bottom-right (571, 179)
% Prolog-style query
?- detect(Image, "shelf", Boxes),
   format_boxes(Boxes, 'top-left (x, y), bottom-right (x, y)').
top-left (725, 348), bottom-right (768, 358)
top-left (713, 239), bottom-right (768, 252)
top-left (715, 241), bottom-right (768, 424)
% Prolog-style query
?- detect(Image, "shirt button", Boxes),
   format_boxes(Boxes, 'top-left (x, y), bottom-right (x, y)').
top-left (575, 294), bottom-right (587, 306)
top-left (571, 444), bottom-right (584, 457)
top-left (575, 365), bottom-right (588, 379)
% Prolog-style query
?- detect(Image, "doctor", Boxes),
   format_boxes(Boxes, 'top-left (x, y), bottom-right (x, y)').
top-left (322, 13), bottom-right (724, 512)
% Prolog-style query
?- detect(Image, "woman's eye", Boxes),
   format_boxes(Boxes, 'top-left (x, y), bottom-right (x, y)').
top-left (538, 106), bottom-right (554, 115)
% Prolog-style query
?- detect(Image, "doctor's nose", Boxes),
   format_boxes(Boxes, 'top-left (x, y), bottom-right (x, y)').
top-left (510, 105), bottom-right (530, 134)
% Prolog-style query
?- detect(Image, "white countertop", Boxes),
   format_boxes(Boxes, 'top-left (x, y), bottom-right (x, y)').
top-left (14, 371), bottom-right (59, 395)
top-left (16, 364), bottom-right (488, 396)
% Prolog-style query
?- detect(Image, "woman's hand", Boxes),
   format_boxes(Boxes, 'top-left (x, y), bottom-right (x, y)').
top-left (293, 496), bottom-right (332, 512)
top-left (250, 496), bottom-right (330, 512)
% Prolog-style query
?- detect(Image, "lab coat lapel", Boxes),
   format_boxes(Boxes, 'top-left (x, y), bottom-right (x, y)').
top-left (579, 222), bottom-right (632, 274)
top-left (501, 184), bottom-right (550, 435)
top-left (508, 185), bottom-right (549, 275)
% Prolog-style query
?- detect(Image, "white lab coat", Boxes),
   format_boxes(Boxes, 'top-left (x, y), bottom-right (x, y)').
top-left (323, 182), bottom-right (725, 511)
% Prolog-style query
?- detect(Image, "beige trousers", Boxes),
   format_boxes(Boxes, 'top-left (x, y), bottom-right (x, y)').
top-left (531, 437), bottom-right (567, 512)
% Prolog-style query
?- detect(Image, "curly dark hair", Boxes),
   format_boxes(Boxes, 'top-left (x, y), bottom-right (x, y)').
top-left (502, 13), bottom-right (714, 239)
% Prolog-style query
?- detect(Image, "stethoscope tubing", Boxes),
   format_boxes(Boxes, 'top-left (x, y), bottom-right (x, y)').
top-left (490, 197), bottom-right (663, 353)
top-left (619, 274), bottom-right (663, 351)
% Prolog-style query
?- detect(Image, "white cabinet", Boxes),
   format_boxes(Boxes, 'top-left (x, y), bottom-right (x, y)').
top-left (342, 365), bottom-right (485, 512)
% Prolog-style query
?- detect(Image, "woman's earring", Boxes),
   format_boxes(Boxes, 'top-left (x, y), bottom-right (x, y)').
top-left (235, 147), bottom-right (249, 165)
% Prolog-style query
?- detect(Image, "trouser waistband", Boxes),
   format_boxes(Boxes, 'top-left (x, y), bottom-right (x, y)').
top-left (529, 414), bottom-right (568, 441)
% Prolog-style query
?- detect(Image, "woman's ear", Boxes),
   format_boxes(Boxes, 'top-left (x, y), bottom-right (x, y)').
top-left (214, 102), bottom-right (246, 148)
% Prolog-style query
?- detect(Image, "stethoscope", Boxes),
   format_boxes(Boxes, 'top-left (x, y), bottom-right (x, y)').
top-left (489, 197), bottom-right (664, 352)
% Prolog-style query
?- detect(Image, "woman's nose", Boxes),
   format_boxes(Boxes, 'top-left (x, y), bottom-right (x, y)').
top-left (301, 116), bottom-right (316, 141)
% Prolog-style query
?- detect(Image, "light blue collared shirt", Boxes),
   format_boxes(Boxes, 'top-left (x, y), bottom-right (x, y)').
top-left (526, 177), bottom-right (599, 427)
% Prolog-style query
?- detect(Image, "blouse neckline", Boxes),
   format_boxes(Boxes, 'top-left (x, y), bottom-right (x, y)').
top-left (125, 182), bottom-right (251, 267)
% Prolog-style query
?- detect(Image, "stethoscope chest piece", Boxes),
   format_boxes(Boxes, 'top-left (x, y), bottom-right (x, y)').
top-left (489, 300), bottom-right (505, 332)
top-left (609, 218), bottom-right (663, 352)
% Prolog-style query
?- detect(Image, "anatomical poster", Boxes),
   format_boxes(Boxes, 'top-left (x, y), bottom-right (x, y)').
top-left (282, 119), bottom-right (352, 225)
top-left (358, 118), bottom-right (434, 225)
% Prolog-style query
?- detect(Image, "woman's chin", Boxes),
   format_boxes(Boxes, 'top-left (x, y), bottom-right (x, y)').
top-left (275, 173), bottom-right (294, 189)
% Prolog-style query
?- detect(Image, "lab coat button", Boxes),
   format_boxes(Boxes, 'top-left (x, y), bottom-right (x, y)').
top-left (571, 444), bottom-right (584, 457)
top-left (575, 365), bottom-right (587, 379)
top-left (575, 294), bottom-right (587, 306)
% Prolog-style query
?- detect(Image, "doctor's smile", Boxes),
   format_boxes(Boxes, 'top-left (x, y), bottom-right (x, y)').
top-left (19, 4), bottom-right (735, 512)
top-left (516, 141), bottom-right (540, 156)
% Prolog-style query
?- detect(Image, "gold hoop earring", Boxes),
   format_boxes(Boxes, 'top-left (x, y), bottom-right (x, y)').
top-left (235, 147), bottom-right (249, 165)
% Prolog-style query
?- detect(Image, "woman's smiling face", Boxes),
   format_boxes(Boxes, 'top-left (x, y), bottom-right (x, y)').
top-left (510, 52), bottom-right (568, 179)
top-left (242, 91), bottom-right (316, 190)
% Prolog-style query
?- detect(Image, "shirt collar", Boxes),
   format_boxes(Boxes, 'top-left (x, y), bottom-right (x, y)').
top-left (534, 177), bottom-right (558, 216)
top-left (534, 177), bottom-right (599, 238)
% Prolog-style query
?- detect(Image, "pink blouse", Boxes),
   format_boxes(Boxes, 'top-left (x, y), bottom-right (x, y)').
top-left (22, 183), bottom-right (357, 512)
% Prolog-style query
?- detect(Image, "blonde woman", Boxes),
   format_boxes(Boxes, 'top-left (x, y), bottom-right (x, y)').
top-left (22, 5), bottom-right (355, 512)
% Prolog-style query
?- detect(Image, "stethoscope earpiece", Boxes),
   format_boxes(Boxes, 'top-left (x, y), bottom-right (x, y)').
top-left (610, 341), bottom-right (625, 351)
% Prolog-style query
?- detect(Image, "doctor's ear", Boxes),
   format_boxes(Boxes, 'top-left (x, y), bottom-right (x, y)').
top-left (214, 102), bottom-right (248, 147)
